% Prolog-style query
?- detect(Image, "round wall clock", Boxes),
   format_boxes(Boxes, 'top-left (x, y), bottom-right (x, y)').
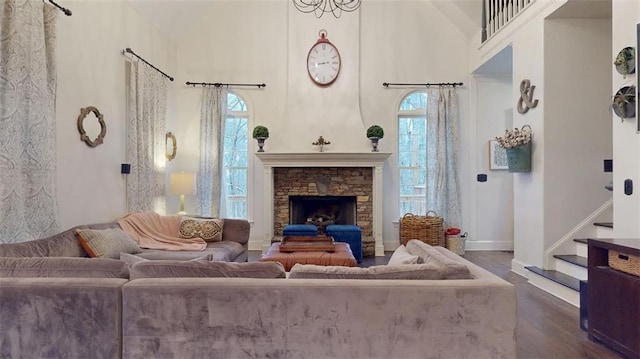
top-left (307, 30), bottom-right (341, 87)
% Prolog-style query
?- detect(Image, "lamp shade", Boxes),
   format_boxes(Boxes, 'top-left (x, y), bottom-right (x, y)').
top-left (169, 172), bottom-right (196, 195)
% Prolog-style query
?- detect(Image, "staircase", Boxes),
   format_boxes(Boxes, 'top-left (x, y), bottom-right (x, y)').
top-left (524, 202), bottom-right (613, 308)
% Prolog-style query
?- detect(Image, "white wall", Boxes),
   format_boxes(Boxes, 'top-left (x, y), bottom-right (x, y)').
top-left (169, 1), bottom-right (472, 250)
top-left (543, 18), bottom-right (612, 249)
top-left (468, 77), bottom-right (514, 250)
top-left (468, 0), bottom-right (615, 271)
top-left (56, 1), bottom-right (176, 230)
top-left (612, 0), bottom-right (640, 237)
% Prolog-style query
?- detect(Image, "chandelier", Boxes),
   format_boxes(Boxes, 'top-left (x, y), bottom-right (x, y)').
top-left (293, 0), bottom-right (361, 18)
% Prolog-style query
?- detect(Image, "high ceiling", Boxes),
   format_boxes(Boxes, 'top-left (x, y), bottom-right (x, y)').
top-left (126, 0), bottom-right (484, 43)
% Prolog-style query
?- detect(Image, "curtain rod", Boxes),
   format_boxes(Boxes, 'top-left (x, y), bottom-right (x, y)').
top-left (382, 82), bottom-right (464, 88)
top-left (186, 82), bottom-right (266, 88)
top-left (123, 48), bottom-right (174, 81)
top-left (47, 0), bottom-right (72, 16)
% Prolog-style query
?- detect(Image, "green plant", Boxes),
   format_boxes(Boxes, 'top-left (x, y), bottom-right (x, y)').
top-left (612, 86), bottom-right (636, 120)
top-left (614, 47), bottom-right (635, 75)
top-left (252, 125), bottom-right (269, 139)
top-left (366, 125), bottom-right (384, 139)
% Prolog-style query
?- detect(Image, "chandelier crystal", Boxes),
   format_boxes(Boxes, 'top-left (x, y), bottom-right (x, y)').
top-left (293, 0), bottom-right (361, 18)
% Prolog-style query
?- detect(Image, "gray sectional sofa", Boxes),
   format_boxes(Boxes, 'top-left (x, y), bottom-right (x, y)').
top-left (0, 217), bottom-right (251, 262)
top-left (0, 223), bottom-right (517, 358)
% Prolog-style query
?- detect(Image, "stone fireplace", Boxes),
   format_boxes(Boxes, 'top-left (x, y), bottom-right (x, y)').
top-left (256, 152), bottom-right (390, 256)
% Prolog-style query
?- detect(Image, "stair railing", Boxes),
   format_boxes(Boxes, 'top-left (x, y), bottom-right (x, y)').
top-left (482, 0), bottom-right (535, 43)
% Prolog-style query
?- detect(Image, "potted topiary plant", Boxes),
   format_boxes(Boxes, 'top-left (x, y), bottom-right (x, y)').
top-left (252, 125), bottom-right (269, 152)
top-left (366, 125), bottom-right (384, 152)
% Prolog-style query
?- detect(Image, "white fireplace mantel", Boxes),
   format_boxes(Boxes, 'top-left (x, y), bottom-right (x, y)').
top-left (256, 152), bottom-right (391, 256)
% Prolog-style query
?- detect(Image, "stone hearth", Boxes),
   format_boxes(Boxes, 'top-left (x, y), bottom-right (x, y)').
top-left (274, 167), bottom-right (373, 255)
top-left (256, 152), bottom-right (391, 256)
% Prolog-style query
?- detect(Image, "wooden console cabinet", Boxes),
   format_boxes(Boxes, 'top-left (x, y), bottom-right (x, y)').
top-left (587, 238), bottom-right (640, 358)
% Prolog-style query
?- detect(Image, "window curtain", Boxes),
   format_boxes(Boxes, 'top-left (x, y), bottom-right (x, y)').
top-left (0, 0), bottom-right (59, 243)
top-left (196, 87), bottom-right (227, 217)
top-left (425, 88), bottom-right (461, 228)
top-left (126, 59), bottom-right (168, 214)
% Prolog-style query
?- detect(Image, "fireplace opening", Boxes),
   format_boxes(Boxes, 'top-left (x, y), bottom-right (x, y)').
top-left (289, 196), bottom-right (356, 233)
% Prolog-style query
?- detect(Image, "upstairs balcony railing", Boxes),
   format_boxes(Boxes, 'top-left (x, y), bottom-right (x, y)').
top-left (482, 0), bottom-right (535, 43)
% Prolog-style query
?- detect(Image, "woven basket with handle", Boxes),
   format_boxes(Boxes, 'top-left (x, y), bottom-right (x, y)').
top-left (399, 211), bottom-right (445, 246)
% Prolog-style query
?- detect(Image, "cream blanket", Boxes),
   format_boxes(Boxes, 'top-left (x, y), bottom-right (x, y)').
top-left (118, 212), bottom-right (207, 251)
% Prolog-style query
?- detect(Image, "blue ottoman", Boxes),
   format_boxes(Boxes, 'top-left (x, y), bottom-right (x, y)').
top-left (326, 225), bottom-right (362, 263)
top-left (283, 224), bottom-right (317, 237)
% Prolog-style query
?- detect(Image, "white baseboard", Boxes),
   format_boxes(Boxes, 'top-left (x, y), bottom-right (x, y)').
top-left (527, 271), bottom-right (580, 308)
top-left (511, 258), bottom-right (529, 278)
top-left (465, 241), bottom-right (514, 251)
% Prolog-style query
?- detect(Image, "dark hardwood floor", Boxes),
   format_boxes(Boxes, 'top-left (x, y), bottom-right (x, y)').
top-left (249, 250), bottom-right (624, 358)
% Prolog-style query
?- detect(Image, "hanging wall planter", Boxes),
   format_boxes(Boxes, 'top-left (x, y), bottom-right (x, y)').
top-left (614, 47), bottom-right (636, 77)
top-left (611, 86), bottom-right (636, 121)
top-left (495, 125), bottom-right (533, 173)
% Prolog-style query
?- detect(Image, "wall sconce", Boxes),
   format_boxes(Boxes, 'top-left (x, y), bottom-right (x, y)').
top-left (169, 172), bottom-right (196, 214)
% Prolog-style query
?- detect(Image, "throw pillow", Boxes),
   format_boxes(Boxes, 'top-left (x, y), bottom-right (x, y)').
top-left (129, 260), bottom-right (286, 279)
top-left (76, 228), bottom-right (142, 259)
top-left (288, 263), bottom-right (444, 280)
top-left (388, 245), bottom-right (423, 265)
top-left (0, 257), bottom-right (129, 279)
top-left (179, 217), bottom-right (224, 242)
top-left (405, 240), bottom-right (472, 279)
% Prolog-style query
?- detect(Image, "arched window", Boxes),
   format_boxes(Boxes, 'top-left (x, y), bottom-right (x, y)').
top-left (398, 91), bottom-right (427, 217)
top-left (223, 92), bottom-right (248, 218)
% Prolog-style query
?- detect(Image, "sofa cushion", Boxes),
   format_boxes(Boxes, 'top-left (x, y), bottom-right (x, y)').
top-left (76, 228), bottom-right (142, 259)
top-left (179, 217), bottom-right (224, 242)
top-left (133, 240), bottom-right (244, 261)
top-left (119, 252), bottom-right (214, 267)
top-left (405, 240), bottom-right (472, 279)
top-left (388, 245), bottom-right (423, 265)
top-left (129, 260), bottom-right (286, 279)
top-left (288, 263), bottom-right (445, 280)
top-left (0, 257), bottom-right (129, 278)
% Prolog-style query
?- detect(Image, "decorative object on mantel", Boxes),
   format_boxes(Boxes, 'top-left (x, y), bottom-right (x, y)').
top-left (165, 132), bottom-right (177, 161)
top-left (611, 86), bottom-right (636, 121)
top-left (252, 125), bottom-right (269, 152)
top-left (77, 106), bottom-right (106, 147)
top-left (366, 125), bottom-right (384, 152)
top-left (292, 0), bottom-right (360, 18)
top-left (312, 136), bottom-right (331, 152)
top-left (614, 47), bottom-right (635, 77)
top-left (517, 79), bottom-right (539, 114)
top-left (495, 125), bottom-right (533, 173)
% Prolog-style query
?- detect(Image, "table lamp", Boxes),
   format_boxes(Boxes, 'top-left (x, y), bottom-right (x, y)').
top-left (169, 172), bottom-right (196, 214)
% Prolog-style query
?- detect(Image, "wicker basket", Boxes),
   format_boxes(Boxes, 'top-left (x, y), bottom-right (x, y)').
top-left (399, 211), bottom-right (445, 246)
top-left (608, 250), bottom-right (640, 277)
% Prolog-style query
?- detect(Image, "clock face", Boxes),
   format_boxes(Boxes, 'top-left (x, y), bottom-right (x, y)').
top-left (307, 40), bottom-right (341, 87)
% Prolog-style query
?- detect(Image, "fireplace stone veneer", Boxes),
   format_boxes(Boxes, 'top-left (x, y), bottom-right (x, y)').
top-left (256, 152), bottom-right (391, 256)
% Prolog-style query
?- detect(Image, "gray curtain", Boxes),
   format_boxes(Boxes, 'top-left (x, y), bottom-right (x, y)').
top-left (0, 0), bottom-right (59, 243)
top-left (196, 87), bottom-right (227, 217)
top-left (426, 88), bottom-right (461, 228)
top-left (126, 59), bottom-right (168, 214)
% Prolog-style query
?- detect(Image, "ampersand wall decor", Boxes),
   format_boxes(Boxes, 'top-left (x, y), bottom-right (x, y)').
top-left (517, 79), bottom-right (539, 114)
